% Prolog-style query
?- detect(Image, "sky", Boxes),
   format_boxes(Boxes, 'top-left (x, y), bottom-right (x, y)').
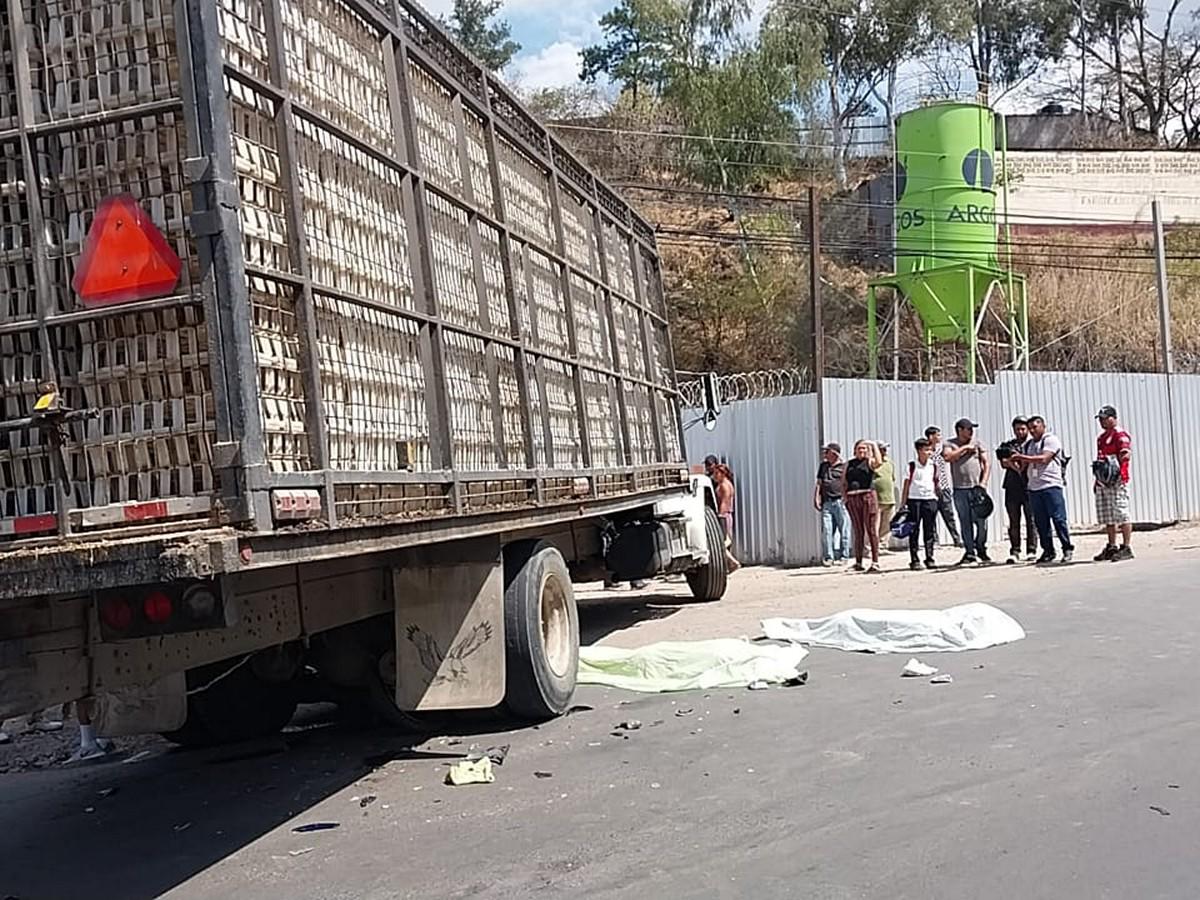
top-left (418, 0), bottom-right (1200, 110)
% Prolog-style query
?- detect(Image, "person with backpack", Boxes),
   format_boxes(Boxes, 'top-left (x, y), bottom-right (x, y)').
top-left (1093, 405), bottom-right (1134, 562)
top-left (900, 437), bottom-right (940, 570)
top-left (1012, 415), bottom-right (1075, 564)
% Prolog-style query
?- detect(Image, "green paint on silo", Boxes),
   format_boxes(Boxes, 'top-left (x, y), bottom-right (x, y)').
top-left (894, 103), bottom-right (998, 340)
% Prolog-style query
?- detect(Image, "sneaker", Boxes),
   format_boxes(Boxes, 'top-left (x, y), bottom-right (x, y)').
top-left (1094, 545), bottom-right (1118, 562)
top-left (924, 559), bottom-right (938, 570)
top-left (1006, 554), bottom-right (1018, 565)
top-left (852, 562), bottom-right (865, 572)
top-left (1062, 550), bottom-right (1075, 563)
top-left (1026, 552), bottom-right (1039, 562)
top-left (977, 551), bottom-right (993, 565)
top-left (958, 553), bottom-right (977, 566)
top-left (821, 559), bottom-right (833, 568)
top-left (1036, 553), bottom-right (1057, 565)
top-left (1113, 546), bottom-right (1135, 562)
top-left (630, 580), bottom-right (648, 589)
top-left (909, 560), bottom-right (923, 571)
top-left (867, 564), bottom-right (881, 574)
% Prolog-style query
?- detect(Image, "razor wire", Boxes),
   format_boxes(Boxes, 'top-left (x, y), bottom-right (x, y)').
top-left (677, 368), bottom-right (814, 408)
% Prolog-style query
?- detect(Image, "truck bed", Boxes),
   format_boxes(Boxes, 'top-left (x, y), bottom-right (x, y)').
top-left (0, 0), bottom-right (684, 553)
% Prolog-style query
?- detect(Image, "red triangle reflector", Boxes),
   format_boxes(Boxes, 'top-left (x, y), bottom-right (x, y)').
top-left (72, 194), bottom-right (182, 308)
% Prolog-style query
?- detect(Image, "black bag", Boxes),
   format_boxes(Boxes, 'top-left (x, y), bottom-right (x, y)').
top-left (969, 486), bottom-right (994, 519)
top-left (1092, 456), bottom-right (1121, 486)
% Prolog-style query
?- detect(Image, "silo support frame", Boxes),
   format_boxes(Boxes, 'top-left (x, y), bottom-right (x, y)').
top-left (868, 266), bottom-right (1029, 383)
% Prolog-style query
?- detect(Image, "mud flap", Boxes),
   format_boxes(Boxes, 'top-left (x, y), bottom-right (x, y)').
top-left (393, 537), bottom-right (506, 712)
top-left (92, 672), bottom-right (187, 736)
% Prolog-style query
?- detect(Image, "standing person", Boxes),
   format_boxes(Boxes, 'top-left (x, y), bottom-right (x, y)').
top-left (874, 442), bottom-right (897, 550)
top-left (703, 454), bottom-right (720, 479)
top-left (999, 417), bottom-right (1038, 564)
top-left (901, 437), bottom-right (940, 570)
top-left (942, 418), bottom-right (992, 565)
top-left (843, 440), bottom-right (882, 573)
top-left (924, 426), bottom-right (963, 548)
top-left (814, 443), bottom-right (850, 566)
top-left (1013, 415), bottom-right (1074, 564)
top-left (710, 462), bottom-right (741, 572)
top-left (1093, 405), bottom-right (1134, 562)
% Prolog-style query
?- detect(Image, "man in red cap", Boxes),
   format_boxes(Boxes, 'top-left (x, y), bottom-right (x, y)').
top-left (1093, 405), bottom-right (1134, 562)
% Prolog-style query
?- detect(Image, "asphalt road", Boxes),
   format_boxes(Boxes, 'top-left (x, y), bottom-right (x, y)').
top-left (2, 552), bottom-right (1198, 900)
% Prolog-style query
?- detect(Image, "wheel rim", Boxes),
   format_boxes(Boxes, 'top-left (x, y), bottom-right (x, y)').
top-left (539, 572), bottom-right (572, 679)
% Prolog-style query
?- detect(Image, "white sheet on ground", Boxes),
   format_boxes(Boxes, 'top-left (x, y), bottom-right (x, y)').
top-left (578, 639), bottom-right (808, 693)
top-left (761, 602), bottom-right (1025, 653)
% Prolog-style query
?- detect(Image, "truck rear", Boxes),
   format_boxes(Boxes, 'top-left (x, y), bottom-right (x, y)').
top-left (0, 0), bottom-right (727, 743)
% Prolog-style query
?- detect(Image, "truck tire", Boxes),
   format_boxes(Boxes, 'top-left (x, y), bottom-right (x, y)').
top-left (686, 507), bottom-right (729, 602)
top-left (503, 541), bottom-right (579, 719)
top-left (163, 659), bottom-right (298, 748)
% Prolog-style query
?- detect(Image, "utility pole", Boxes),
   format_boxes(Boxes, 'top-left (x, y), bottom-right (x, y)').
top-left (1152, 199), bottom-right (1173, 374)
top-left (809, 187), bottom-right (824, 444)
top-left (1152, 197), bottom-right (1182, 522)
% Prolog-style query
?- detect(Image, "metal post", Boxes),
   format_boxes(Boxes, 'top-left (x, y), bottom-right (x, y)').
top-left (892, 291), bottom-right (901, 380)
top-left (866, 285), bottom-right (878, 380)
top-left (1152, 198), bottom-right (1183, 522)
top-left (809, 187), bottom-right (824, 443)
top-left (967, 272), bottom-right (977, 384)
top-left (1152, 199), bottom-right (1174, 375)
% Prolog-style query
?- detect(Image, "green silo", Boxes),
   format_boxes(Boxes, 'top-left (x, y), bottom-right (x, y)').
top-left (868, 101), bottom-right (1028, 382)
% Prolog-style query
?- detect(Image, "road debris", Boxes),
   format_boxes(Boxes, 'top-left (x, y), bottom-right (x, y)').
top-left (930, 674), bottom-right (955, 685)
top-left (901, 659), bottom-right (939, 678)
top-left (747, 681), bottom-right (769, 691)
top-left (445, 757), bottom-right (495, 786)
top-left (615, 719), bottom-right (642, 731)
top-left (122, 750), bottom-right (155, 765)
top-left (293, 822), bottom-right (340, 833)
top-left (173, 822), bottom-right (192, 833)
top-left (1149, 805), bottom-right (1171, 816)
top-left (358, 795), bottom-right (377, 809)
top-left (565, 704), bottom-right (594, 716)
top-left (288, 847), bottom-right (315, 857)
top-left (97, 787), bottom-right (118, 799)
top-left (469, 745), bottom-right (509, 766)
top-left (534, 771), bottom-right (553, 779)
top-left (674, 708), bottom-right (694, 717)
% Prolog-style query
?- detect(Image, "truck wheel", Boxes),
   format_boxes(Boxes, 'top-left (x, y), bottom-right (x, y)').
top-left (163, 659), bottom-right (298, 748)
top-left (686, 508), bottom-right (729, 602)
top-left (503, 541), bottom-right (579, 719)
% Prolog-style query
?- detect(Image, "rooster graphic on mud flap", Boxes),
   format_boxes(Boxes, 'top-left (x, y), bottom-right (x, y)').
top-left (405, 621), bottom-right (494, 685)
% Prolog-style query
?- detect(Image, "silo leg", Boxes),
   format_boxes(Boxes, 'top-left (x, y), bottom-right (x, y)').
top-left (867, 285), bottom-right (878, 379)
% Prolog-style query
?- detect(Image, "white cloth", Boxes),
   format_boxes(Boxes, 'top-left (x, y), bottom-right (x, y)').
top-left (906, 458), bottom-right (938, 500)
top-left (761, 602), bottom-right (1025, 654)
top-left (578, 639), bottom-right (808, 693)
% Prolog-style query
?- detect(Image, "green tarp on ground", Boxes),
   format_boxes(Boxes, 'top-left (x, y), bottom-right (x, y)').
top-left (578, 639), bottom-right (809, 693)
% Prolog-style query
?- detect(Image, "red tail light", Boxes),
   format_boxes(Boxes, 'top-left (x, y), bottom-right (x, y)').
top-left (99, 596), bottom-right (133, 632)
top-left (143, 590), bottom-right (174, 624)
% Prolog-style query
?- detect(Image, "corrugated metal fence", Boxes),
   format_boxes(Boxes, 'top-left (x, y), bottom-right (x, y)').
top-left (687, 372), bottom-right (1200, 566)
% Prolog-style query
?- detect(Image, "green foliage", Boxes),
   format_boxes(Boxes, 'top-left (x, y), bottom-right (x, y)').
top-left (581, 0), bottom-right (684, 99)
top-left (447, 0), bottom-right (521, 71)
top-left (670, 46), bottom-right (805, 188)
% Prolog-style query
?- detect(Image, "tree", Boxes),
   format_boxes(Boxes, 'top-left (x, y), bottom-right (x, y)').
top-left (938, 0), bottom-right (1075, 104)
top-left (446, 0), bottom-right (521, 71)
top-left (671, 45), bottom-right (805, 189)
top-left (581, 0), bottom-right (684, 101)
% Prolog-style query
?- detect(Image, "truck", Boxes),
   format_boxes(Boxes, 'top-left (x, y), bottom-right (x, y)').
top-left (0, 0), bottom-right (728, 745)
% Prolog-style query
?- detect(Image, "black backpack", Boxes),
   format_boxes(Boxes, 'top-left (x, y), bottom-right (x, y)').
top-left (1092, 455), bottom-right (1121, 486)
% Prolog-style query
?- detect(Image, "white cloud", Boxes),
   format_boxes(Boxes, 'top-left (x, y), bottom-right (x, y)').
top-left (509, 40), bottom-right (586, 91)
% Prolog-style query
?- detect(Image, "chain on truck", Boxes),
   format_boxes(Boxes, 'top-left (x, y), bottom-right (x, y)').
top-left (0, 0), bottom-right (728, 744)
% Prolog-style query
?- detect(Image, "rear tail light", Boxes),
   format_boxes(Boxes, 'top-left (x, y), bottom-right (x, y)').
top-left (143, 590), bottom-right (173, 624)
top-left (99, 596), bottom-right (133, 632)
top-left (96, 581), bottom-right (225, 641)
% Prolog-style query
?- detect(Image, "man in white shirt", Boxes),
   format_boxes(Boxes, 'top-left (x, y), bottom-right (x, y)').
top-left (924, 426), bottom-right (962, 548)
top-left (1013, 415), bottom-right (1075, 564)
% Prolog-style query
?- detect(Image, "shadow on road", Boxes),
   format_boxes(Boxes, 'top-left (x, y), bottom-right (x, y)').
top-left (577, 594), bottom-right (685, 645)
top-left (0, 709), bottom-right (508, 900)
